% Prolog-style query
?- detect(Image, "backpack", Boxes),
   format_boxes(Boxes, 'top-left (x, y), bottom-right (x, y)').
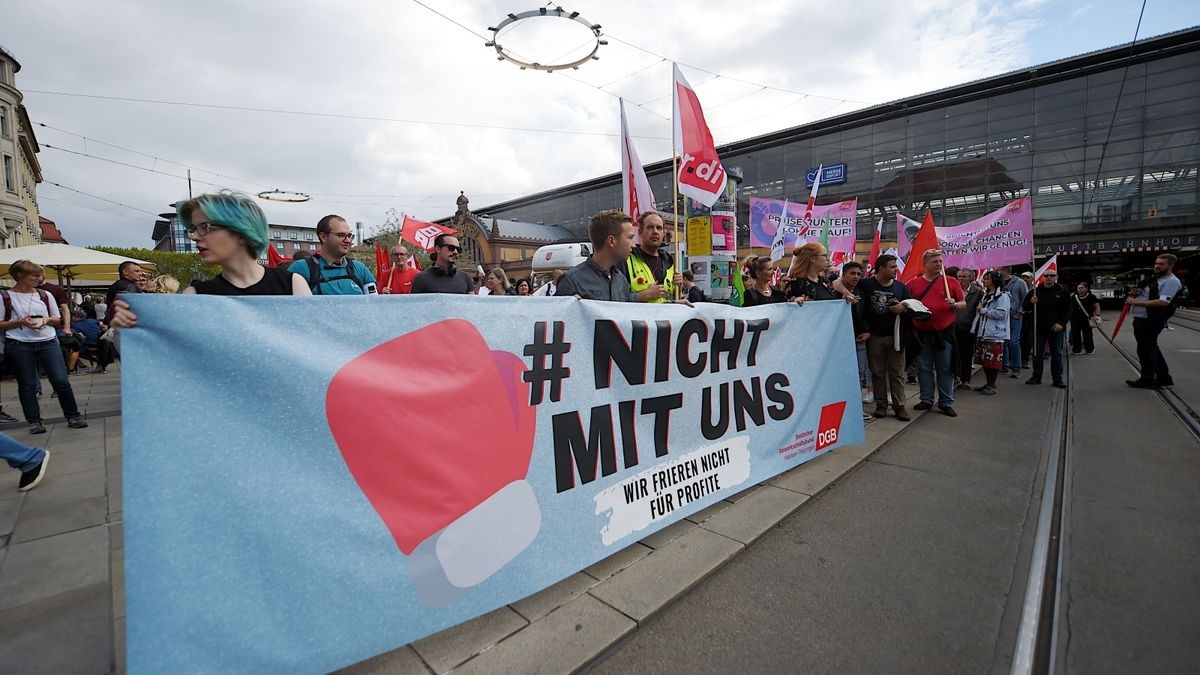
top-left (304, 257), bottom-right (365, 295)
top-left (1146, 276), bottom-right (1181, 321)
top-left (1, 288), bottom-right (54, 322)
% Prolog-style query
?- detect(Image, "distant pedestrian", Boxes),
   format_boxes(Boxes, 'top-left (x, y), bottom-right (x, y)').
top-left (1069, 281), bottom-right (1101, 355)
top-left (1125, 253), bottom-right (1182, 388)
top-left (379, 245), bottom-right (418, 295)
top-left (860, 254), bottom-right (913, 421)
top-left (954, 269), bottom-right (984, 389)
top-left (482, 268), bottom-right (513, 296)
top-left (905, 250), bottom-right (966, 417)
top-left (1023, 269), bottom-right (1071, 388)
top-left (515, 278), bottom-right (532, 296)
top-left (681, 270), bottom-right (707, 303)
top-left (998, 266), bottom-right (1028, 377)
top-left (971, 271), bottom-right (1010, 395)
top-left (1, 432), bottom-right (48, 492)
top-left (146, 274), bottom-right (180, 294)
top-left (104, 261), bottom-right (141, 324)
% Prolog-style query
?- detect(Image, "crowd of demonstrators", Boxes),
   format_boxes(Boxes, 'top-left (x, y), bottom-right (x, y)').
top-left (411, 234), bottom-right (474, 295)
top-left (838, 262), bottom-right (873, 408)
top-left (743, 256), bottom-right (786, 306)
top-left (1125, 253), bottom-right (1182, 389)
top-left (997, 267), bottom-right (1029, 378)
top-left (627, 213), bottom-right (683, 304)
top-left (1018, 271), bottom-right (1036, 365)
top-left (859, 254), bottom-right (912, 421)
top-left (1, 260), bottom-right (89, 434)
top-left (970, 271), bottom-right (1011, 395)
top-left (289, 214), bottom-right (376, 295)
top-left (379, 245), bottom-right (418, 295)
top-left (1070, 281), bottom-right (1102, 355)
top-left (906, 250), bottom-right (966, 417)
top-left (953, 268), bottom-right (984, 390)
top-left (1023, 268), bottom-right (1071, 389)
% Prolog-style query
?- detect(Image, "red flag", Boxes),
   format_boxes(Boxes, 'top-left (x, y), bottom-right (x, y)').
top-left (1112, 303), bottom-right (1132, 339)
top-left (673, 64), bottom-right (727, 207)
top-left (1033, 254), bottom-right (1059, 286)
top-left (621, 98), bottom-right (656, 222)
top-left (408, 254), bottom-right (421, 271)
top-left (267, 245), bottom-right (287, 269)
top-left (868, 218), bottom-right (883, 272)
top-left (375, 242), bottom-right (391, 277)
top-left (900, 211), bottom-right (939, 283)
top-left (401, 215), bottom-right (458, 251)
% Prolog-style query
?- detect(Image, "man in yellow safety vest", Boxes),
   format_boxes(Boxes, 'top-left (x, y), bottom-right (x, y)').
top-left (626, 212), bottom-right (685, 303)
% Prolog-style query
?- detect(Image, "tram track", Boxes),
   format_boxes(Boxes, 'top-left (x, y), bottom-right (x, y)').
top-left (1096, 321), bottom-right (1200, 442)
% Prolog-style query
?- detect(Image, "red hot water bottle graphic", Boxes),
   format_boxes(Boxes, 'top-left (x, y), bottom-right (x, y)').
top-left (327, 319), bottom-right (541, 605)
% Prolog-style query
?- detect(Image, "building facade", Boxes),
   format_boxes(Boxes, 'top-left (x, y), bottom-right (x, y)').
top-left (442, 192), bottom-right (575, 280)
top-left (152, 201), bottom-right (318, 263)
top-left (0, 45), bottom-right (42, 249)
top-left (449, 28), bottom-right (1200, 293)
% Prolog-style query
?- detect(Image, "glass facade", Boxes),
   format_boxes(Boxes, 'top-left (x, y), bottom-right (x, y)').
top-left (470, 44), bottom-right (1199, 249)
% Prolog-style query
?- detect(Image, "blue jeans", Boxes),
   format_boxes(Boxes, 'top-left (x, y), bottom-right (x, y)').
top-left (6, 338), bottom-right (80, 423)
top-left (1031, 329), bottom-right (1065, 383)
top-left (1003, 315), bottom-right (1023, 370)
top-left (916, 330), bottom-right (955, 407)
top-left (0, 431), bottom-right (45, 473)
top-left (856, 342), bottom-right (871, 388)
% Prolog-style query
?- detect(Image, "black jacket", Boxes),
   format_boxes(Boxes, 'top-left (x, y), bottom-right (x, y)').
top-left (1023, 283), bottom-right (1072, 328)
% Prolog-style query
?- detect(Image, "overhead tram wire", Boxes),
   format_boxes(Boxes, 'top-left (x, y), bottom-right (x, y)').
top-left (1083, 0), bottom-right (1149, 218)
top-left (23, 90), bottom-right (669, 141)
top-left (42, 181), bottom-right (158, 217)
top-left (38, 196), bottom-right (150, 222)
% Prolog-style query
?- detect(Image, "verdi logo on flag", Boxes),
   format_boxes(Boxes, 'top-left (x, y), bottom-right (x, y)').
top-left (401, 215), bottom-right (458, 251)
top-left (673, 64), bottom-right (727, 207)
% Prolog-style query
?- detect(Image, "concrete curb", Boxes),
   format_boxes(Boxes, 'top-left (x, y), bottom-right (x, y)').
top-left (339, 390), bottom-right (926, 675)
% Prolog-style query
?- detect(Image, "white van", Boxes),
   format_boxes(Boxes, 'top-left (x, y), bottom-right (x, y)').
top-left (532, 242), bottom-right (591, 273)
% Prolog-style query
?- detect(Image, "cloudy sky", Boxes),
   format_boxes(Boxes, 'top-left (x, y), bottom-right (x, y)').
top-left (5, 0), bottom-right (1198, 247)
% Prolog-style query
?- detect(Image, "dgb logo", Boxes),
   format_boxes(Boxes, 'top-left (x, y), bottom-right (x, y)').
top-left (815, 401), bottom-right (847, 452)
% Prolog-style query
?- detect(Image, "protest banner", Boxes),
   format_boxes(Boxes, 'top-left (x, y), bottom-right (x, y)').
top-left (897, 197), bottom-right (1033, 268)
top-left (122, 295), bottom-right (864, 672)
top-left (749, 197), bottom-right (858, 255)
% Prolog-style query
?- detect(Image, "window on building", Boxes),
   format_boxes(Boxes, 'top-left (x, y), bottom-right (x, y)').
top-left (275, 242), bottom-right (284, 250)
top-left (3, 155), bottom-right (14, 192)
top-left (0, 61), bottom-right (6, 85)
top-left (0, 106), bottom-right (8, 138)
top-left (305, 232), bottom-right (314, 241)
top-left (272, 230), bottom-right (281, 239)
top-left (288, 231), bottom-right (298, 240)
top-left (309, 243), bottom-right (317, 251)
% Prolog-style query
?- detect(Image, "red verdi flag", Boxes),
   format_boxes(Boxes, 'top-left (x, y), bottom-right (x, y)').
top-left (673, 64), bottom-right (727, 207)
top-left (900, 211), bottom-right (939, 283)
top-left (375, 243), bottom-right (391, 277)
top-left (401, 215), bottom-right (458, 252)
top-left (620, 99), bottom-right (657, 222)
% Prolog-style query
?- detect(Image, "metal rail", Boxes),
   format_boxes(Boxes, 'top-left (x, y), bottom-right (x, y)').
top-left (1097, 322), bottom-right (1200, 442)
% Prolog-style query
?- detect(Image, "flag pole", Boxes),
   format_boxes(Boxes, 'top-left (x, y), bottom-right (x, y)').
top-left (673, 149), bottom-right (681, 301)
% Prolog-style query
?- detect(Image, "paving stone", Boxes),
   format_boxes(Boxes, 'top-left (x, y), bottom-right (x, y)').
top-left (767, 451), bottom-right (864, 496)
top-left (0, 524), bottom-right (109, 611)
top-left (510, 572), bottom-right (597, 622)
top-left (0, 471), bottom-right (18, 496)
top-left (583, 543), bottom-right (652, 582)
top-left (111, 546), bottom-right (125, 620)
top-left (684, 499), bottom-right (734, 525)
top-left (25, 467), bottom-right (106, 502)
top-left (0, 496), bottom-right (20, 536)
top-left (10, 496), bottom-right (108, 544)
top-left (109, 520), bottom-right (123, 550)
top-left (699, 485), bottom-right (812, 545)
top-left (411, 606), bottom-right (528, 673)
top-left (0, 582), bottom-right (112, 673)
top-left (337, 645), bottom-right (430, 674)
top-left (47, 445), bottom-right (106, 476)
top-left (114, 616), bottom-right (125, 675)
top-left (589, 527), bottom-right (743, 623)
top-left (454, 593), bottom-right (636, 675)
top-left (638, 518), bottom-right (694, 550)
top-left (725, 483), bottom-right (763, 502)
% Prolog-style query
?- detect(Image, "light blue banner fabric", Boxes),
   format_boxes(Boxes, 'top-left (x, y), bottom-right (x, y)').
top-left (122, 294), bottom-right (864, 672)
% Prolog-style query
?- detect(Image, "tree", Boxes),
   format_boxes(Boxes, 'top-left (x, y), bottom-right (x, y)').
top-left (90, 247), bottom-right (220, 288)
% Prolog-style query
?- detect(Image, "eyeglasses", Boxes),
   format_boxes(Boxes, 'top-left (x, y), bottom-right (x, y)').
top-left (440, 244), bottom-right (462, 253)
top-left (327, 232), bottom-right (355, 241)
top-left (186, 221), bottom-right (225, 237)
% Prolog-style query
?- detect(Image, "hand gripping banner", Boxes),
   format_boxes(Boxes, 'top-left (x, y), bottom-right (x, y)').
top-left (122, 295), bottom-right (865, 672)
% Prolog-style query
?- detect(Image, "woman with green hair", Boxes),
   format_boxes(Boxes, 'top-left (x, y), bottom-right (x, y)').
top-left (109, 191), bottom-right (309, 327)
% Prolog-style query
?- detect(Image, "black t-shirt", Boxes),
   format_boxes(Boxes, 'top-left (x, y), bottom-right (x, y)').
top-left (1071, 292), bottom-right (1100, 320)
top-left (744, 285), bottom-right (786, 307)
top-left (411, 267), bottom-right (475, 294)
top-left (190, 267), bottom-right (296, 296)
top-left (858, 276), bottom-right (913, 336)
top-left (787, 277), bottom-right (839, 302)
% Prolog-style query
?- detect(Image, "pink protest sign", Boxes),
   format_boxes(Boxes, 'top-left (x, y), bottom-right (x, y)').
top-left (897, 197), bottom-right (1033, 269)
top-left (749, 197), bottom-right (858, 252)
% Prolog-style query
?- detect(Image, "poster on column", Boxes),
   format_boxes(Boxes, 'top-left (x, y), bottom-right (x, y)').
top-left (121, 295), bottom-right (865, 672)
top-left (749, 197), bottom-right (859, 253)
top-left (897, 197), bottom-right (1034, 268)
